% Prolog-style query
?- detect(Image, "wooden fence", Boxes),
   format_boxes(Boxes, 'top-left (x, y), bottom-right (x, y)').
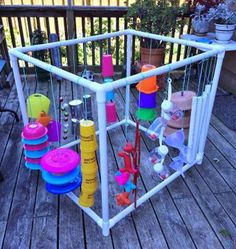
top-left (0, 5), bottom-right (192, 72)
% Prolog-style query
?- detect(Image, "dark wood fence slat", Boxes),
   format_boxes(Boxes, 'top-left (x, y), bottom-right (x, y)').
top-left (115, 17), bottom-right (119, 66)
top-left (8, 17), bottom-right (16, 48)
top-left (63, 16), bottom-right (69, 66)
top-left (107, 17), bottom-right (111, 54)
top-left (17, 17), bottom-right (28, 67)
top-left (82, 16), bottom-right (87, 66)
top-left (168, 28), bottom-right (176, 64)
top-left (99, 17), bottom-right (103, 65)
top-left (90, 17), bottom-right (95, 66)
top-left (176, 15), bottom-right (185, 61)
top-left (36, 17), bottom-right (41, 31)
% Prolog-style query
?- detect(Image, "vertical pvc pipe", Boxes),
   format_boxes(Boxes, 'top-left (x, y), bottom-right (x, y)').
top-left (199, 52), bottom-right (225, 155)
top-left (96, 90), bottom-right (110, 236)
top-left (187, 96), bottom-right (197, 163)
top-left (9, 54), bottom-right (28, 125)
top-left (125, 34), bottom-right (133, 124)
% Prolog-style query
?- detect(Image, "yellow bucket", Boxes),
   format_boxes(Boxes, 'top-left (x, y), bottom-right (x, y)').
top-left (27, 93), bottom-right (50, 118)
top-left (81, 151), bottom-right (98, 174)
top-left (81, 173), bottom-right (97, 193)
top-left (79, 191), bottom-right (94, 207)
top-left (80, 119), bottom-right (97, 152)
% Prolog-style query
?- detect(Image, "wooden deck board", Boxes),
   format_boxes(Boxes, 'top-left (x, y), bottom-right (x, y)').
top-left (0, 77), bottom-right (236, 249)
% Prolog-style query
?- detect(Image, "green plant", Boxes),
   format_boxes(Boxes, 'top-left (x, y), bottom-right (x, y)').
top-left (126, 0), bottom-right (185, 49)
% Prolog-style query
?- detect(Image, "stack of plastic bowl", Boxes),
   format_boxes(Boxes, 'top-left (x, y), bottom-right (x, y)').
top-left (40, 148), bottom-right (82, 194)
top-left (79, 119), bottom-right (98, 207)
top-left (22, 122), bottom-right (50, 170)
top-left (102, 54), bottom-right (117, 124)
top-left (136, 64), bottom-right (158, 121)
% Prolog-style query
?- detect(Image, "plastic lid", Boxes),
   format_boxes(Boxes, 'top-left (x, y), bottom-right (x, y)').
top-left (22, 122), bottom-right (48, 140)
top-left (41, 148), bottom-right (80, 174)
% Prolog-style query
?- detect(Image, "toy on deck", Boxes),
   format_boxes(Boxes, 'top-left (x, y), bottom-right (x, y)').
top-left (41, 148), bottom-right (82, 194)
top-left (21, 122), bottom-right (50, 170)
top-left (79, 119), bottom-right (98, 207)
top-left (27, 93), bottom-right (50, 118)
top-left (115, 122), bottom-right (140, 207)
top-left (102, 54), bottom-right (117, 124)
top-left (136, 64), bottom-right (158, 121)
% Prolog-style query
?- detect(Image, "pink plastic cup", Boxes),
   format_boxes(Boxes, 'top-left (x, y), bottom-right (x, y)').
top-left (25, 157), bottom-right (41, 164)
top-left (101, 54), bottom-right (114, 78)
top-left (106, 102), bottom-right (117, 123)
top-left (47, 120), bottom-right (61, 142)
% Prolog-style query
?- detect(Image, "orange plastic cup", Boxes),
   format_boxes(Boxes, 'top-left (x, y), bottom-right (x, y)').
top-left (37, 111), bottom-right (51, 127)
top-left (136, 64), bottom-right (159, 94)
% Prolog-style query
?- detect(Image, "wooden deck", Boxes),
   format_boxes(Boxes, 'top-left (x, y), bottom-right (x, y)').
top-left (0, 74), bottom-right (236, 249)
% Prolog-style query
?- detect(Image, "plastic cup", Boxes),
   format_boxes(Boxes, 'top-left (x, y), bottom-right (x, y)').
top-left (146, 117), bottom-right (165, 141)
top-left (106, 102), bottom-right (117, 123)
top-left (37, 112), bottom-right (51, 127)
top-left (136, 64), bottom-right (158, 94)
top-left (136, 107), bottom-right (157, 121)
top-left (69, 99), bottom-right (83, 120)
top-left (81, 151), bottom-right (98, 174)
top-left (27, 93), bottom-right (50, 118)
top-left (47, 120), bottom-right (61, 142)
top-left (137, 91), bottom-right (157, 108)
top-left (103, 78), bottom-right (115, 101)
top-left (101, 54), bottom-right (114, 78)
top-left (80, 119), bottom-right (97, 152)
top-left (79, 191), bottom-right (95, 207)
top-left (81, 173), bottom-right (97, 193)
top-left (22, 122), bottom-right (48, 140)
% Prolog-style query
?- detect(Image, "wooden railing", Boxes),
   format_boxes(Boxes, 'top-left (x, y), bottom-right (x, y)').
top-left (0, 5), bottom-right (192, 72)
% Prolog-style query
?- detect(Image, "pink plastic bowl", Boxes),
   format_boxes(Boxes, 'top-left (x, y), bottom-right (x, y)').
top-left (41, 148), bottom-right (80, 174)
top-left (24, 142), bottom-right (49, 151)
top-left (25, 157), bottom-right (41, 164)
top-left (22, 122), bottom-right (48, 140)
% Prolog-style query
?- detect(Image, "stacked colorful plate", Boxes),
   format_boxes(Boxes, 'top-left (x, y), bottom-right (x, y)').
top-left (41, 148), bottom-right (82, 194)
top-left (22, 122), bottom-right (50, 170)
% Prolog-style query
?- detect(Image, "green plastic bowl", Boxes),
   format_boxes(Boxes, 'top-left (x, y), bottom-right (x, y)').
top-left (136, 108), bottom-right (157, 121)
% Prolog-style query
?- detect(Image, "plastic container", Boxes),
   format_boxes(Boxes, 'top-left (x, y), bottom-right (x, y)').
top-left (106, 102), bottom-right (117, 123)
top-left (101, 54), bottom-right (114, 78)
top-left (149, 145), bottom-right (168, 164)
top-left (81, 151), bottom-right (98, 174)
top-left (79, 190), bottom-right (95, 207)
top-left (41, 148), bottom-right (80, 174)
top-left (136, 64), bottom-right (158, 94)
top-left (136, 107), bottom-right (156, 121)
top-left (164, 129), bottom-right (185, 149)
top-left (69, 99), bottom-right (83, 120)
top-left (47, 120), bottom-right (61, 142)
top-left (81, 172), bottom-right (97, 193)
top-left (146, 117), bottom-right (166, 140)
top-left (22, 122), bottom-right (48, 140)
top-left (80, 119), bottom-right (97, 152)
top-left (137, 91), bottom-right (157, 108)
top-left (27, 93), bottom-right (50, 118)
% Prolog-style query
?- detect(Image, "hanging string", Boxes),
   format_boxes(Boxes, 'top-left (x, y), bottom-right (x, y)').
top-left (50, 72), bottom-right (60, 146)
top-left (202, 59), bottom-right (209, 92)
top-left (197, 60), bottom-right (204, 96)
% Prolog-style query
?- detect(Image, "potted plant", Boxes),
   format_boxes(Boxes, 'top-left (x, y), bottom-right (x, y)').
top-left (126, 0), bottom-right (184, 67)
top-left (191, 4), bottom-right (210, 36)
top-left (208, 0), bottom-right (236, 43)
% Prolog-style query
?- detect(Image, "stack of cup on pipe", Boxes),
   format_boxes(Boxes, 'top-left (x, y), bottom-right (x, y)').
top-left (79, 119), bottom-right (98, 207)
top-left (40, 148), bottom-right (82, 194)
top-left (136, 64), bottom-right (158, 121)
top-left (102, 54), bottom-right (117, 124)
top-left (22, 122), bottom-right (50, 170)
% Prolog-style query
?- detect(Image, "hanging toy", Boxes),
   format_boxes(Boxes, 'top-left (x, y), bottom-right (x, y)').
top-left (149, 145), bottom-right (168, 164)
top-left (47, 120), bottom-right (62, 142)
top-left (136, 64), bottom-right (158, 121)
top-left (36, 111), bottom-right (51, 127)
top-left (153, 162), bottom-right (170, 180)
top-left (27, 93), bottom-right (50, 118)
top-left (116, 192), bottom-right (131, 206)
top-left (21, 122), bottom-right (50, 170)
top-left (81, 69), bottom-right (94, 81)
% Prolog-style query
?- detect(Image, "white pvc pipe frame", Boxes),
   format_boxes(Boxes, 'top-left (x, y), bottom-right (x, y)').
top-left (9, 29), bottom-right (225, 236)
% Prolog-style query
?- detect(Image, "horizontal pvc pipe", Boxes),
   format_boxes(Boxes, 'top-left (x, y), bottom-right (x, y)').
top-left (129, 29), bottom-right (224, 52)
top-left (9, 50), bottom-right (102, 92)
top-left (109, 160), bottom-right (197, 229)
top-left (13, 30), bottom-right (130, 53)
top-left (101, 49), bottom-right (224, 92)
top-left (66, 192), bottom-right (103, 228)
top-left (61, 119), bottom-right (126, 148)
